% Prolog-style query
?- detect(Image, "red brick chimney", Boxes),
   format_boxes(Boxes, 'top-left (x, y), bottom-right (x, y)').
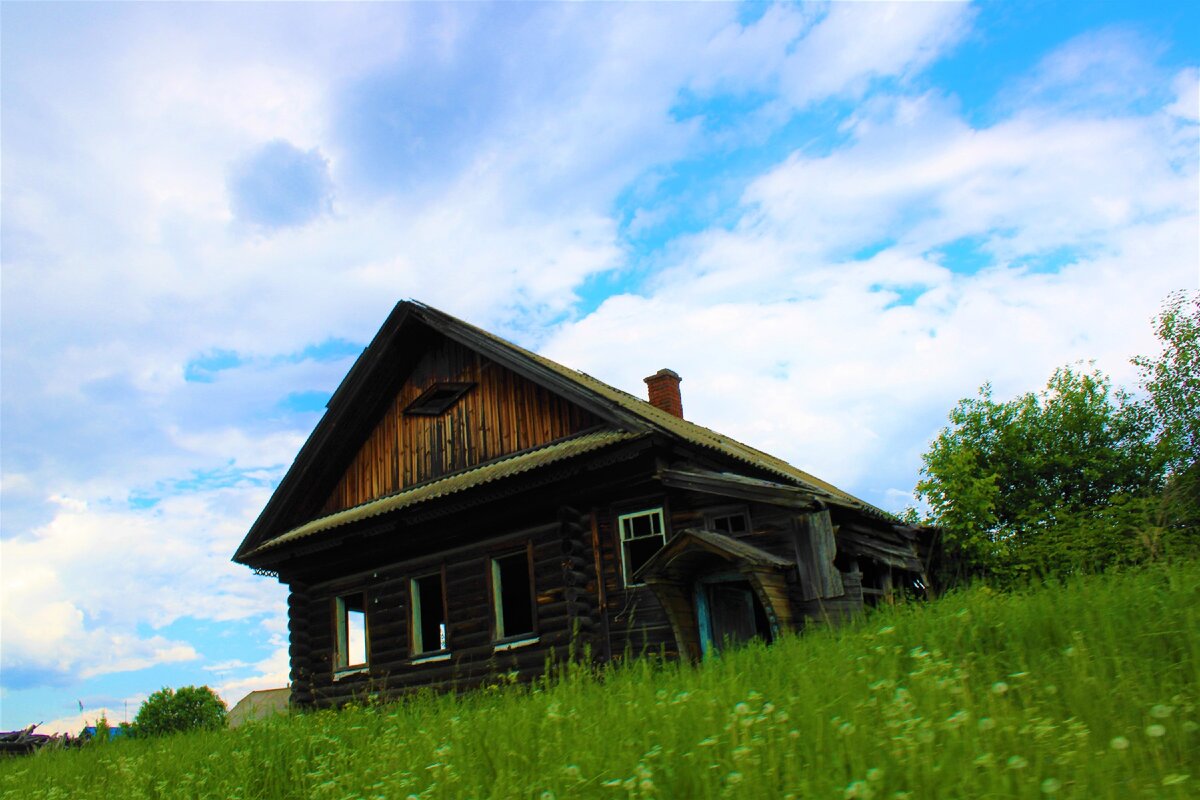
top-left (644, 369), bottom-right (683, 419)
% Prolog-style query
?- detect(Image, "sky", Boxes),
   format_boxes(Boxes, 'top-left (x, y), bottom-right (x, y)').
top-left (1, 1), bottom-right (1196, 733)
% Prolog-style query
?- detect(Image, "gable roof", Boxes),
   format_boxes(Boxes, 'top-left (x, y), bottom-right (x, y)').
top-left (234, 301), bottom-right (889, 565)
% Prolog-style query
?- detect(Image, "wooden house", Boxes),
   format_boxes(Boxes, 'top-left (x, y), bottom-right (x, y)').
top-left (232, 301), bottom-right (929, 709)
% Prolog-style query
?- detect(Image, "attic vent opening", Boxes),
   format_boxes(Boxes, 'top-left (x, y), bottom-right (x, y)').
top-left (404, 382), bottom-right (474, 416)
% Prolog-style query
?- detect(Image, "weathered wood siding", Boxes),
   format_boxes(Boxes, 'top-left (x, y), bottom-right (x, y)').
top-left (288, 508), bottom-right (599, 709)
top-left (322, 339), bottom-right (599, 514)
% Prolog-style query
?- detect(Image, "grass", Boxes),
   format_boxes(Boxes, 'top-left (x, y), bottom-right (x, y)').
top-left (3, 562), bottom-right (1197, 799)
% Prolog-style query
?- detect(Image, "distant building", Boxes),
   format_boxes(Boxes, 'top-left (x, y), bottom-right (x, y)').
top-left (227, 687), bottom-right (291, 728)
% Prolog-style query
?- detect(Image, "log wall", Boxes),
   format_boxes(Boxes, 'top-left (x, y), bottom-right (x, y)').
top-left (289, 507), bottom-right (600, 709)
top-left (323, 338), bottom-right (599, 515)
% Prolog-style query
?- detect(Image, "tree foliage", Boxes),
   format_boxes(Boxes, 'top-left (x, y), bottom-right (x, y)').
top-left (1134, 290), bottom-right (1200, 470)
top-left (916, 292), bottom-right (1199, 585)
top-left (133, 685), bottom-right (227, 738)
top-left (916, 365), bottom-right (1163, 582)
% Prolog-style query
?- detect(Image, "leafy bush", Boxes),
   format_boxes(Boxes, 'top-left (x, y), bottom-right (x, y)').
top-left (132, 685), bottom-right (227, 738)
top-left (916, 292), bottom-right (1200, 585)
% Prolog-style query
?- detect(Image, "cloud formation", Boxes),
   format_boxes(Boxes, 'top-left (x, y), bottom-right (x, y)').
top-left (228, 140), bottom-right (334, 229)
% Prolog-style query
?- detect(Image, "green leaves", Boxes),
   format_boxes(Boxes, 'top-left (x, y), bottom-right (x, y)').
top-left (132, 685), bottom-right (227, 738)
top-left (916, 365), bottom-right (1164, 583)
top-left (917, 291), bottom-right (1200, 583)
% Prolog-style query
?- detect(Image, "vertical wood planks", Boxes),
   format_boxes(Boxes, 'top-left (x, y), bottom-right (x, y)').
top-left (321, 337), bottom-right (601, 515)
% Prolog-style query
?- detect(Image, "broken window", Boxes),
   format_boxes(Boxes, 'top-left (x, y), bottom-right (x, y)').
top-left (410, 573), bottom-right (448, 654)
top-left (403, 382), bottom-right (474, 416)
top-left (334, 593), bottom-right (368, 673)
top-left (706, 509), bottom-right (750, 535)
top-left (491, 550), bottom-right (535, 640)
top-left (618, 507), bottom-right (666, 586)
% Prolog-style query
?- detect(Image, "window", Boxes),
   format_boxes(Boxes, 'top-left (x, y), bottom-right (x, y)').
top-left (618, 507), bottom-right (667, 586)
top-left (706, 510), bottom-right (750, 535)
top-left (410, 573), bottom-right (448, 655)
top-left (491, 550), bottom-right (535, 641)
top-left (334, 594), bottom-right (368, 674)
top-left (404, 382), bottom-right (474, 416)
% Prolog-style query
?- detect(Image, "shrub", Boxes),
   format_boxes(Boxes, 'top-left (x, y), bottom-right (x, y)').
top-left (133, 685), bottom-right (227, 738)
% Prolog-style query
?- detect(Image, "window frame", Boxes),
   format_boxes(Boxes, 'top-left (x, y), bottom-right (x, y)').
top-left (617, 506), bottom-right (668, 587)
top-left (703, 506), bottom-right (752, 536)
top-left (409, 567), bottom-right (449, 661)
top-left (488, 543), bottom-right (538, 646)
top-left (333, 592), bottom-right (369, 678)
top-left (403, 382), bottom-right (475, 416)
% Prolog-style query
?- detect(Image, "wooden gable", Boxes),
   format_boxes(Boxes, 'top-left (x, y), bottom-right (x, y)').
top-left (321, 336), bottom-right (601, 515)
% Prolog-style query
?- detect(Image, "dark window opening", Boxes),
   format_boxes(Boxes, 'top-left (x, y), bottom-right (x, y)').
top-left (492, 551), bottom-right (535, 640)
top-left (619, 508), bottom-right (666, 586)
top-left (404, 382), bottom-right (474, 416)
top-left (411, 573), bottom-right (447, 654)
top-left (707, 511), bottom-right (750, 535)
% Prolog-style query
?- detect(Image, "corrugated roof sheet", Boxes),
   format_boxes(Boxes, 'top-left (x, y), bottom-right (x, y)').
top-left (250, 429), bottom-right (641, 557)
top-left (427, 305), bottom-right (885, 518)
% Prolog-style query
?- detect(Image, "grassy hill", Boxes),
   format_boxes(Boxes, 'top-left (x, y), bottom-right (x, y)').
top-left (3, 562), bottom-right (1196, 799)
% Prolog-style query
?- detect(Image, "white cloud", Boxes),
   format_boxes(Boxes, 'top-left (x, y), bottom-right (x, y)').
top-left (0, 487), bottom-right (286, 685)
top-left (779, 2), bottom-right (973, 107)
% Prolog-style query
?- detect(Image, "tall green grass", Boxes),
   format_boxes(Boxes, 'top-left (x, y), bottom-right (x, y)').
top-left (4, 562), bottom-right (1196, 799)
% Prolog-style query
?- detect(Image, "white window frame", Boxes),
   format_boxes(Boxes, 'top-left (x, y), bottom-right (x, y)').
top-left (618, 507), bottom-right (667, 587)
top-left (334, 593), bottom-right (368, 677)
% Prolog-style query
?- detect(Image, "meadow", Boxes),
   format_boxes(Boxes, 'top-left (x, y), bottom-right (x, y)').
top-left (3, 562), bottom-right (1196, 799)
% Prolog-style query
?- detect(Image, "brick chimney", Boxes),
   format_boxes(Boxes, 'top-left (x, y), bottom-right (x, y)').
top-left (644, 369), bottom-right (683, 419)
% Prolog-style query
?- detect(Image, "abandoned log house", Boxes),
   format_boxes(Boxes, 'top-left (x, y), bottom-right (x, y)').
top-left (232, 301), bottom-right (930, 708)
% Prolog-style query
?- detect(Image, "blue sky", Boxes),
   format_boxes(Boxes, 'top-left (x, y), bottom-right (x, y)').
top-left (1, 1), bottom-right (1196, 733)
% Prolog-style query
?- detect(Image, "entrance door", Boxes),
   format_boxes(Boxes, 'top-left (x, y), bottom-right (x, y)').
top-left (707, 583), bottom-right (757, 651)
top-left (698, 579), bottom-right (774, 655)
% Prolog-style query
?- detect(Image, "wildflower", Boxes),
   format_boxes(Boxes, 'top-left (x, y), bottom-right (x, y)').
top-left (1040, 778), bottom-right (1061, 794)
top-left (1109, 736), bottom-right (1130, 750)
top-left (639, 780), bottom-right (654, 792)
top-left (788, 729), bottom-right (800, 739)
top-left (1145, 724), bottom-right (1166, 738)
top-left (563, 765), bottom-right (582, 780)
top-left (991, 681), bottom-right (1009, 695)
top-left (734, 702), bottom-right (751, 715)
top-left (1007, 756), bottom-right (1028, 770)
top-left (1150, 704), bottom-right (1174, 719)
top-left (540, 792), bottom-right (556, 800)
top-left (844, 780), bottom-right (874, 799)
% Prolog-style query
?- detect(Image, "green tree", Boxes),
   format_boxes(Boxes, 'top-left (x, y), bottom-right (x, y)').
top-left (132, 685), bottom-right (227, 738)
top-left (1134, 290), bottom-right (1200, 469)
top-left (916, 364), bottom-right (1163, 583)
top-left (1134, 290), bottom-right (1200, 541)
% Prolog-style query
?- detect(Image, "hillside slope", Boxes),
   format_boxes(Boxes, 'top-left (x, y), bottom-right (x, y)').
top-left (3, 562), bottom-right (1197, 799)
